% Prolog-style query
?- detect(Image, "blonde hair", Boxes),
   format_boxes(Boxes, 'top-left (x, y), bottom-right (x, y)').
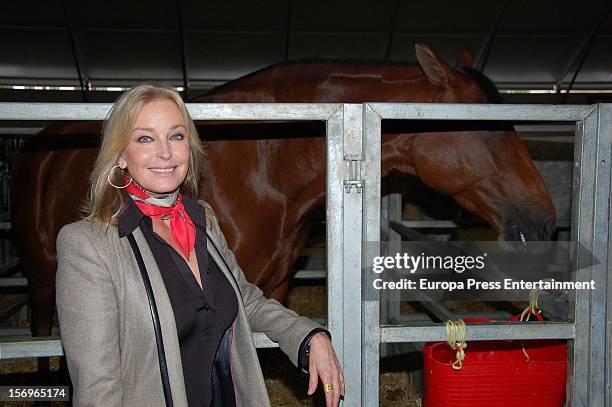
top-left (84, 84), bottom-right (205, 226)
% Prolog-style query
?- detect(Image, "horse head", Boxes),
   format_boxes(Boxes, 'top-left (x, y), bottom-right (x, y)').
top-left (383, 43), bottom-right (556, 241)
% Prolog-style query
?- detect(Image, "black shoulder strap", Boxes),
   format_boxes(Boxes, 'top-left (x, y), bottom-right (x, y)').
top-left (127, 233), bottom-right (174, 407)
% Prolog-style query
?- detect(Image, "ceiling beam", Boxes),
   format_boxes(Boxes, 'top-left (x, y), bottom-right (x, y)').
top-left (557, 6), bottom-right (610, 102)
top-left (284, 0), bottom-right (294, 61)
top-left (474, 0), bottom-right (509, 72)
top-left (175, 0), bottom-right (189, 98)
top-left (384, 0), bottom-right (403, 59)
top-left (57, 0), bottom-right (88, 101)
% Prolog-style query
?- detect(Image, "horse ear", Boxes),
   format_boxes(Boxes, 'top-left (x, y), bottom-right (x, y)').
top-left (456, 49), bottom-right (473, 68)
top-left (414, 42), bottom-right (452, 86)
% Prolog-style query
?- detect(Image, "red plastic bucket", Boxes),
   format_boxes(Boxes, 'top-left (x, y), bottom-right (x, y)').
top-left (423, 318), bottom-right (567, 407)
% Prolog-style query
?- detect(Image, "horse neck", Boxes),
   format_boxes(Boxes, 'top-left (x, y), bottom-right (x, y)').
top-left (281, 132), bottom-right (418, 215)
top-left (380, 133), bottom-right (418, 178)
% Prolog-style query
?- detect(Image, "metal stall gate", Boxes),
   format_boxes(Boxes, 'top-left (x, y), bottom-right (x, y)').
top-left (0, 102), bottom-right (610, 407)
top-left (0, 102), bottom-right (362, 400)
top-left (354, 103), bottom-right (611, 407)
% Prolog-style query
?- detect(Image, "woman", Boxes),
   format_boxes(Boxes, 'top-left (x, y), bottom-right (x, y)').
top-left (56, 84), bottom-right (344, 407)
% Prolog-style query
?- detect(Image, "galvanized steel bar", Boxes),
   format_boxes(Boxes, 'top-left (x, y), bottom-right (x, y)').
top-left (605, 105), bottom-right (612, 407)
top-left (0, 102), bottom-right (593, 122)
top-left (0, 327), bottom-right (60, 337)
top-left (0, 337), bottom-right (64, 358)
top-left (568, 115), bottom-right (585, 405)
top-left (0, 332), bottom-right (280, 359)
top-left (292, 270), bottom-right (326, 279)
top-left (362, 104), bottom-right (381, 407)
top-left (590, 104), bottom-right (610, 407)
top-left (515, 124), bottom-right (575, 133)
top-left (395, 219), bottom-right (571, 229)
top-left (252, 333), bottom-right (280, 348)
top-left (569, 106), bottom-right (600, 407)
top-left (398, 311), bottom-right (513, 323)
top-left (380, 178), bottom-right (402, 358)
top-left (0, 127), bottom-right (43, 135)
top-left (341, 104), bottom-right (364, 406)
top-left (0, 103), bottom-right (112, 121)
top-left (398, 220), bottom-right (481, 229)
top-left (188, 103), bottom-right (344, 121)
top-left (368, 103), bottom-right (594, 122)
top-left (381, 322), bottom-right (576, 343)
top-left (0, 124), bottom-right (574, 136)
top-left (0, 278), bottom-right (27, 287)
top-left (0, 102), bottom-right (343, 121)
top-left (325, 107), bottom-right (345, 399)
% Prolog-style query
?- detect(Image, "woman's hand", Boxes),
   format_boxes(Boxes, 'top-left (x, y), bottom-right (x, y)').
top-left (307, 332), bottom-right (345, 406)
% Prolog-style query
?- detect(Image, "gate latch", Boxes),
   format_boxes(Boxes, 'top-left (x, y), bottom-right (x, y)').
top-left (344, 155), bottom-right (363, 194)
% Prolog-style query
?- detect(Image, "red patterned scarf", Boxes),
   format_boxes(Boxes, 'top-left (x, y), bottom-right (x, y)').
top-left (126, 180), bottom-right (196, 260)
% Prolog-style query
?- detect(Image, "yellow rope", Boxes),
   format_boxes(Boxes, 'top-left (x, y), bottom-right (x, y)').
top-left (445, 290), bottom-right (543, 371)
top-left (518, 288), bottom-right (543, 361)
top-left (446, 320), bottom-right (467, 370)
top-left (520, 288), bottom-right (542, 321)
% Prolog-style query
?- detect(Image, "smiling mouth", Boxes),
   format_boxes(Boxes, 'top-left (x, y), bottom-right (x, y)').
top-left (149, 167), bottom-right (177, 173)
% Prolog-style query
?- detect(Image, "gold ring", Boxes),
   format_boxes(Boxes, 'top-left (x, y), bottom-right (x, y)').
top-left (323, 383), bottom-right (334, 393)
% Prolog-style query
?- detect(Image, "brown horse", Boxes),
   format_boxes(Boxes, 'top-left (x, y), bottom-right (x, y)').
top-left (11, 43), bottom-right (555, 339)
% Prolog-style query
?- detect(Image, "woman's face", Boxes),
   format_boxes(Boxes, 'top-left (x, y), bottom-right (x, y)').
top-left (118, 99), bottom-right (190, 194)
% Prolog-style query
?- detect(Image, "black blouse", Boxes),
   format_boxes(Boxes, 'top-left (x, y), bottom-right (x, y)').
top-left (118, 194), bottom-right (329, 406)
top-left (119, 195), bottom-right (238, 407)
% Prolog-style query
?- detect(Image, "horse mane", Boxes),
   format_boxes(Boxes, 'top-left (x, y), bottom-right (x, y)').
top-left (203, 58), bottom-right (420, 97)
top-left (204, 57), bottom-right (505, 106)
top-left (460, 67), bottom-right (505, 104)
top-left (266, 57), bottom-right (420, 68)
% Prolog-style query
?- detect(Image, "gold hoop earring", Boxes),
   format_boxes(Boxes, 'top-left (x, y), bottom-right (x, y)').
top-left (107, 165), bottom-right (132, 189)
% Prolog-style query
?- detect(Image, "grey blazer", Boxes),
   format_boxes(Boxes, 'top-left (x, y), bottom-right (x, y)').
top-left (56, 201), bottom-right (322, 407)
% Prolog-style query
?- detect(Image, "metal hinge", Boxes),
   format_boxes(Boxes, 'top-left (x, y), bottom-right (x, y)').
top-left (344, 154), bottom-right (363, 194)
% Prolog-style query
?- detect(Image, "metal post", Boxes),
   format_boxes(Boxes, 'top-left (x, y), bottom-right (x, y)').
top-left (341, 104), bottom-right (365, 406)
top-left (381, 176), bottom-right (402, 324)
top-left (362, 104), bottom-right (381, 406)
top-left (380, 176), bottom-right (402, 359)
top-left (599, 104), bottom-right (612, 407)
top-left (325, 108), bottom-right (347, 402)
top-left (590, 104), bottom-right (611, 407)
top-left (569, 105), bottom-right (608, 407)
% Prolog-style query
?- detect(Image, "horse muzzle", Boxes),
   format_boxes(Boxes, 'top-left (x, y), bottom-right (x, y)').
top-left (499, 205), bottom-right (556, 244)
